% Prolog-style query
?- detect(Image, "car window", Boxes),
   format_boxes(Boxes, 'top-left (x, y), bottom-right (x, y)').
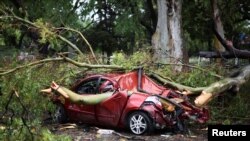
top-left (76, 77), bottom-right (115, 94)
top-left (98, 79), bottom-right (114, 93)
top-left (76, 78), bottom-right (99, 94)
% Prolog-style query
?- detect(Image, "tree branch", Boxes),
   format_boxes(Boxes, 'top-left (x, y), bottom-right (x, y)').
top-left (58, 27), bottom-right (99, 64)
top-left (195, 65), bottom-right (250, 107)
top-left (0, 10), bottom-right (86, 58)
top-left (155, 63), bottom-right (223, 78)
top-left (0, 57), bottom-right (123, 76)
top-left (149, 73), bottom-right (206, 95)
top-left (213, 26), bottom-right (250, 58)
top-left (56, 35), bottom-right (85, 58)
top-left (0, 58), bottom-right (64, 76)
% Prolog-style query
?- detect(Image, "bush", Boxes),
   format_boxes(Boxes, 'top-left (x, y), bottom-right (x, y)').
top-left (0, 61), bottom-right (77, 140)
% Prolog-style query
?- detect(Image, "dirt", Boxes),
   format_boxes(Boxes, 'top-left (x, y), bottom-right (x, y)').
top-left (46, 123), bottom-right (208, 141)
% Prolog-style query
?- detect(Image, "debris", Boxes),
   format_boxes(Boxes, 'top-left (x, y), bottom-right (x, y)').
top-left (161, 134), bottom-right (171, 138)
top-left (57, 123), bottom-right (77, 130)
top-left (97, 129), bottom-right (114, 135)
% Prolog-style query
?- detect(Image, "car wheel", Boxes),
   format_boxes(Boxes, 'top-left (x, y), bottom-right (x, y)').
top-left (127, 111), bottom-right (154, 135)
top-left (53, 104), bottom-right (67, 123)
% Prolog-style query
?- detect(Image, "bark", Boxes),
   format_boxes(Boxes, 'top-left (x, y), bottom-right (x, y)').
top-left (149, 73), bottom-right (206, 95)
top-left (61, 27), bottom-right (99, 64)
top-left (211, 0), bottom-right (226, 65)
top-left (41, 84), bottom-right (114, 105)
top-left (150, 63), bottom-right (222, 78)
top-left (199, 51), bottom-right (250, 59)
top-left (210, 0), bottom-right (250, 59)
top-left (211, 0), bottom-right (226, 53)
top-left (152, 0), bottom-right (184, 72)
top-left (168, 0), bottom-right (184, 71)
top-left (152, 0), bottom-right (169, 64)
top-left (194, 65), bottom-right (250, 107)
top-left (213, 26), bottom-right (250, 58)
top-left (58, 87), bottom-right (113, 105)
top-left (0, 57), bottom-right (123, 76)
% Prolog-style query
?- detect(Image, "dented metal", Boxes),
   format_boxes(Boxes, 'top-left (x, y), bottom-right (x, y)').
top-left (51, 68), bottom-right (209, 135)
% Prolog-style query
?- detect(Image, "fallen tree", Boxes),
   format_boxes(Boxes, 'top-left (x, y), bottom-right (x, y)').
top-left (198, 28), bottom-right (250, 60)
top-left (1, 8), bottom-right (250, 108)
top-left (199, 51), bottom-right (250, 59)
top-left (37, 64), bottom-right (250, 108)
top-left (151, 65), bottom-right (250, 107)
top-left (41, 81), bottom-right (114, 105)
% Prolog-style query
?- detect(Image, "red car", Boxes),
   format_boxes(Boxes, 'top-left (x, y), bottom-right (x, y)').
top-left (53, 68), bottom-right (209, 135)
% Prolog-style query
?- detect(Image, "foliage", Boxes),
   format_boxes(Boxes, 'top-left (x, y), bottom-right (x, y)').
top-left (0, 59), bottom-right (78, 140)
top-left (111, 48), bottom-right (221, 87)
top-left (155, 66), bottom-right (219, 87)
top-left (0, 0), bottom-right (249, 138)
top-left (111, 46), bottom-right (152, 69)
top-left (183, 0), bottom-right (250, 55)
top-left (0, 124), bottom-right (72, 141)
top-left (34, 18), bottom-right (61, 50)
top-left (1, 0), bottom-right (248, 57)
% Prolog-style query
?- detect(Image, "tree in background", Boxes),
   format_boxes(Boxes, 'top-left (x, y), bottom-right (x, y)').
top-left (152, 0), bottom-right (186, 72)
top-left (1, 0), bottom-right (250, 67)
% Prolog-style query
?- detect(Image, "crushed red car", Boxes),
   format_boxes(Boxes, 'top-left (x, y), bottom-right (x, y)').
top-left (52, 68), bottom-right (209, 135)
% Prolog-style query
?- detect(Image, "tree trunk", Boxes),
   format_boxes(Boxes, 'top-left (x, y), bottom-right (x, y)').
top-left (194, 65), bottom-right (250, 107)
top-left (152, 0), bottom-right (184, 72)
top-left (152, 0), bottom-right (169, 64)
top-left (59, 87), bottom-right (113, 105)
top-left (210, 0), bottom-right (250, 60)
top-left (199, 51), bottom-right (250, 59)
top-left (211, 0), bottom-right (226, 65)
top-left (211, 0), bottom-right (226, 53)
top-left (41, 85), bottom-right (114, 105)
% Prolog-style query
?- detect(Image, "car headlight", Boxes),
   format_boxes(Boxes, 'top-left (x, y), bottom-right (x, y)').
top-left (144, 96), bottom-right (162, 107)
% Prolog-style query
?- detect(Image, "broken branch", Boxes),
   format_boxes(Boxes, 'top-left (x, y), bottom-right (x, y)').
top-left (156, 63), bottom-right (223, 78)
top-left (149, 73), bottom-right (206, 95)
top-left (58, 27), bottom-right (99, 64)
top-left (0, 57), bottom-right (124, 76)
top-left (0, 10), bottom-right (85, 58)
top-left (195, 65), bottom-right (250, 107)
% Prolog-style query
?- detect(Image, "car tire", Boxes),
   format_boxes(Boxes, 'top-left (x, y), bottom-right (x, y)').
top-left (53, 104), bottom-right (67, 123)
top-left (127, 111), bottom-right (154, 135)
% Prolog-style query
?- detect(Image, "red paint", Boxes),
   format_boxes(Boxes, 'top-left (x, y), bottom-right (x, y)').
top-left (52, 69), bottom-right (209, 132)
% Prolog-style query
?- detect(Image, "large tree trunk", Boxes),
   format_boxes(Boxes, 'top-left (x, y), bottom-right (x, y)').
top-left (41, 83), bottom-right (114, 105)
top-left (211, 0), bottom-right (225, 52)
top-left (152, 0), bottom-right (169, 64)
top-left (168, 0), bottom-right (184, 71)
top-left (194, 65), bottom-right (250, 107)
top-left (152, 0), bottom-right (184, 72)
top-left (211, 0), bottom-right (226, 65)
top-left (150, 65), bottom-right (250, 107)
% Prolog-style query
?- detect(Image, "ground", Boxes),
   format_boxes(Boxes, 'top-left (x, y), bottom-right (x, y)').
top-left (46, 123), bottom-right (208, 141)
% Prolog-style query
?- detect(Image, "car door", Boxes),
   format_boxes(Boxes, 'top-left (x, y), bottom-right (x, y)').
top-left (95, 80), bottom-right (128, 127)
top-left (66, 77), bottom-right (100, 123)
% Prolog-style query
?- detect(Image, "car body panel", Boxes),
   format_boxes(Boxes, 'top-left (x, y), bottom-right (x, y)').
top-left (52, 69), bottom-right (209, 133)
top-left (113, 71), bottom-right (171, 96)
top-left (95, 90), bottom-right (128, 127)
top-left (65, 100), bottom-right (96, 124)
